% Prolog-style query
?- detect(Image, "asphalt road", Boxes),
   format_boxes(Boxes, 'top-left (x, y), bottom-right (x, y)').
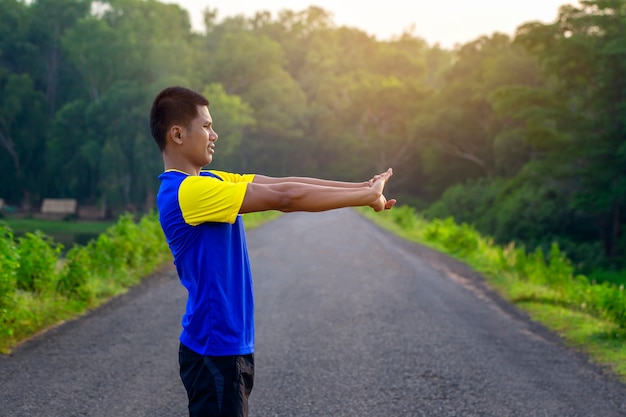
top-left (1, 209), bottom-right (625, 417)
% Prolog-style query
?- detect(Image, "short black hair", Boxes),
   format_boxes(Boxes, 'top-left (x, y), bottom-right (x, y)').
top-left (149, 86), bottom-right (210, 151)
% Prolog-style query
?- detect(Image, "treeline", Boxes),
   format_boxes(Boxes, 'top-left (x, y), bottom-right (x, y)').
top-left (0, 0), bottom-right (624, 272)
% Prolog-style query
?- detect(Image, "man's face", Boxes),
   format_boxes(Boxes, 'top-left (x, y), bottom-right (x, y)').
top-left (181, 105), bottom-right (218, 167)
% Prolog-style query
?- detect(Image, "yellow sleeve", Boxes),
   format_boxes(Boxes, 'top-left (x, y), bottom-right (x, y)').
top-left (204, 170), bottom-right (256, 184)
top-left (178, 175), bottom-right (250, 225)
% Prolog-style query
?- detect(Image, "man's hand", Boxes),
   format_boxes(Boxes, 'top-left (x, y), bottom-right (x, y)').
top-left (367, 169), bottom-right (392, 187)
top-left (368, 168), bottom-right (396, 212)
top-left (369, 194), bottom-right (397, 212)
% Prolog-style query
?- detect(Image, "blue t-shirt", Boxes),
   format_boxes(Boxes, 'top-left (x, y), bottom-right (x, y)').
top-left (156, 169), bottom-right (256, 356)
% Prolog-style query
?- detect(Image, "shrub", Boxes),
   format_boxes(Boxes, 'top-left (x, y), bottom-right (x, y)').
top-left (57, 245), bottom-right (94, 302)
top-left (391, 205), bottom-right (417, 230)
top-left (57, 212), bottom-right (169, 298)
top-left (16, 231), bottom-right (62, 293)
top-left (0, 212), bottom-right (174, 352)
top-left (0, 224), bottom-right (19, 309)
top-left (424, 218), bottom-right (481, 256)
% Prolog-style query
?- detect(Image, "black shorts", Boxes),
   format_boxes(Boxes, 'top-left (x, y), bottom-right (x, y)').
top-left (179, 343), bottom-right (255, 417)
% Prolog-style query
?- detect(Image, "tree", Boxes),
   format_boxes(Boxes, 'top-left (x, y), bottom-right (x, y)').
top-left (26, 0), bottom-right (92, 113)
top-left (84, 82), bottom-right (159, 213)
top-left (46, 99), bottom-right (98, 200)
top-left (515, 0), bottom-right (626, 259)
top-left (0, 71), bottom-right (46, 207)
top-left (62, 18), bottom-right (120, 101)
top-left (206, 30), bottom-right (308, 175)
top-left (201, 83), bottom-right (256, 171)
top-left (416, 34), bottom-right (540, 197)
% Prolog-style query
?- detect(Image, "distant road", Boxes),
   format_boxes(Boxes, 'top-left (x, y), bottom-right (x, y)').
top-left (1, 209), bottom-right (625, 417)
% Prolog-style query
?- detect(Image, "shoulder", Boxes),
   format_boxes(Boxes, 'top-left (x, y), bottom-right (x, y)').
top-left (202, 170), bottom-right (255, 184)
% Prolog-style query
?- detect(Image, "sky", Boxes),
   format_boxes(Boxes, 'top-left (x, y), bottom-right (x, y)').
top-left (167, 0), bottom-right (576, 48)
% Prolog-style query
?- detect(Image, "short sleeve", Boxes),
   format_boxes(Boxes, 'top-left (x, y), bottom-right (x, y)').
top-left (178, 175), bottom-right (250, 225)
top-left (204, 170), bottom-right (255, 184)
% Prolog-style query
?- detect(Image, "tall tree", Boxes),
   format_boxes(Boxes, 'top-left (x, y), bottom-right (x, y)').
top-left (0, 71), bottom-right (46, 207)
top-left (27, 0), bottom-right (91, 113)
top-left (200, 83), bottom-right (256, 172)
top-left (417, 33), bottom-right (540, 197)
top-left (206, 30), bottom-right (307, 174)
top-left (515, 0), bottom-right (626, 258)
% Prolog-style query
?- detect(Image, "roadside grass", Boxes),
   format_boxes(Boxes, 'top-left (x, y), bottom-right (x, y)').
top-left (519, 302), bottom-right (626, 377)
top-left (3, 218), bottom-right (114, 235)
top-left (0, 210), bottom-right (280, 354)
top-left (243, 210), bottom-right (281, 229)
top-left (358, 206), bottom-right (626, 381)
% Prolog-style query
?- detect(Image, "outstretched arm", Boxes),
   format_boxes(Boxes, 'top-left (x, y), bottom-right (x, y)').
top-left (252, 169), bottom-right (394, 189)
top-left (252, 175), bottom-right (370, 189)
top-left (240, 169), bottom-right (396, 214)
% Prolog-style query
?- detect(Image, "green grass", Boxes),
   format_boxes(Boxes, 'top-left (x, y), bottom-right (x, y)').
top-left (358, 206), bottom-right (626, 381)
top-left (520, 302), bottom-right (626, 376)
top-left (3, 218), bottom-right (114, 235)
top-left (243, 210), bottom-right (282, 229)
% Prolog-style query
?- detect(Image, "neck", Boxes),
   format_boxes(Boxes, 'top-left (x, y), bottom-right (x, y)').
top-left (162, 152), bottom-right (201, 176)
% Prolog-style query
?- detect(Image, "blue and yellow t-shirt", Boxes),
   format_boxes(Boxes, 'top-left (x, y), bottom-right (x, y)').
top-left (157, 169), bottom-right (256, 356)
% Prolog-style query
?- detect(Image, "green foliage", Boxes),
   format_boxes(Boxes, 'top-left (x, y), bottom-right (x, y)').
top-left (242, 210), bottom-right (282, 229)
top-left (0, 224), bottom-right (18, 309)
top-left (16, 231), bottom-right (62, 293)
top-left (424, 217), bottom-right (480, 256)
top-left (424, 174), bottom-right (608, 271)
top-left (200, 83), bottom-right (255, 170)
top-left (389, 205), bottom-right (418, 230)
top-left (590, 269), bottom-right (626, 286)
top-left (57, 245), bottom-right (93, 301)
top-left (0, 212), bottom-right (171, 352)
top-left (0, 0), bottom-right (624, 281)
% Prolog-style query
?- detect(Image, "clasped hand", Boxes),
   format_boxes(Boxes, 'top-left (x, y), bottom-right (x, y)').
top-left (367, 168), bottom-right (396, 212)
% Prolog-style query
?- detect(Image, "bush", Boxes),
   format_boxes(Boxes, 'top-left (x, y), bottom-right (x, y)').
top-left (424, 217), bottom-right (481, 256)
top-left (57, 245), bottom-right (95, 302)
top-left (424, 178), bottom-right (504, 233)
top-left (56, 212), bottom-right (169, 300)
top-left (0, 224), bottom-right (19, 309)
top-left (16, 231), bottom-right (62, 293)
top-left (1, 212), bottom-right (172, 352)
top-left (391, 205), bottom-right (418, 230)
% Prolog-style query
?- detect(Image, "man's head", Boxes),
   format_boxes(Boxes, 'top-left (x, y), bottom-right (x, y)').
top-left (149, 86), bottom-right (210, 151)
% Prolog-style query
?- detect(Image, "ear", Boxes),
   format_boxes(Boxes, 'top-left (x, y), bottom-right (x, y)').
top-left (169, 125), bottom-right (184, 145)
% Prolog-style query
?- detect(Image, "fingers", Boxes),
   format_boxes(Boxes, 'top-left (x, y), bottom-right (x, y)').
top-left (368, 168), bottom-right (394, 187)
top-left (376, 168), bottom-right (393, 182)
top-left (369, 196), bottom-right (397, 212)
top-left (369, 169), bottom-right (396, 211)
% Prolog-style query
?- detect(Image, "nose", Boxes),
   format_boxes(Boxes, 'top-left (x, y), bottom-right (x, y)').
top-left (210, 128), bottom-right (218, 142)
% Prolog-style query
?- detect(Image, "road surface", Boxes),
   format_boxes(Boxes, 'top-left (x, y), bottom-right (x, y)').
top-left (0, 209), bottom-right (624, 416)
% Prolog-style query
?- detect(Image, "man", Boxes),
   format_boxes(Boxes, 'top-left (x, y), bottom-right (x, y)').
top-left (149, 86), bottom-right (395, 417)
